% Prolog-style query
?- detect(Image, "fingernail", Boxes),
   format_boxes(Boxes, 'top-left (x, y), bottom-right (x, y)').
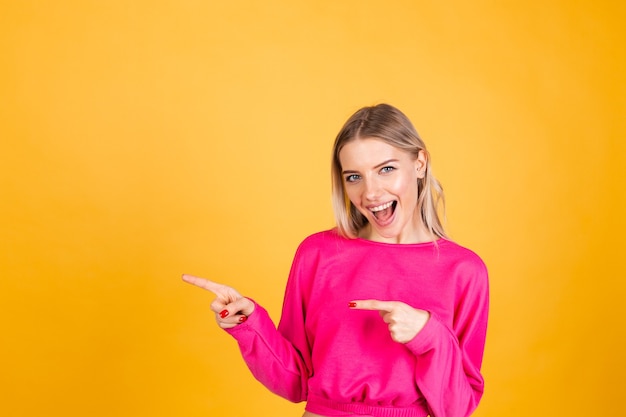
top-left (239, 315), bottom-right (248, 323)
top-left (348, 302), bottom-right (357, 308)
top-left (219, 310), bottom-right (229, 318)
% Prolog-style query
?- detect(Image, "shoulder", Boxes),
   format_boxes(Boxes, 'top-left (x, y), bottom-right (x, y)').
top-left (286, 229), bottom-right (347, 282)
top-left (439, 239), bottom-right (489, 280)
top-left (291, 228), bottom-right (353, 262)
top-left (297, 228), bottom-right (346, 250)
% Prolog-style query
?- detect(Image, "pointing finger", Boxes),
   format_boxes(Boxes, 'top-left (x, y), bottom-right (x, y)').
top-left (181, 274), bottom-right (225, 295)
top-left (182, 274), bottom-right (244, 305)
top-left (349, 299), bottom-right (396, 312)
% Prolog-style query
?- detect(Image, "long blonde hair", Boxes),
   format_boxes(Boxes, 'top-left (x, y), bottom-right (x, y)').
top-left (331, 104), bottom-right (447, 240)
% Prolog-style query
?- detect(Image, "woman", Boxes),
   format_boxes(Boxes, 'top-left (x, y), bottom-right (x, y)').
top-left (183, 104), bottom-right (489, 417)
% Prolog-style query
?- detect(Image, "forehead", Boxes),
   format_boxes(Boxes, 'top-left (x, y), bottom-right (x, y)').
top-left (339, 137), bottom-right (412, 167)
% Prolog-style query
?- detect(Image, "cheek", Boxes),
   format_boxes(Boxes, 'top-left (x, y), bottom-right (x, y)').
top-left (394, 175), bottom-right (419, 200)
top-left (344, 186), bottom-right (361, 206)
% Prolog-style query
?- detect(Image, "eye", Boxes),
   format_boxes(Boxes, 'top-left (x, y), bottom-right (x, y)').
top-left (380, 166), bottom-right (395, 174)
top-left (345, 174), bottom-right (361, 183)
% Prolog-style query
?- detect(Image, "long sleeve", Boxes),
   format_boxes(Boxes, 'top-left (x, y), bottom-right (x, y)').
top-left (405, 258), bottom-right (489, 417)
top-left (224, 240), bottom-right (315, 403)
top-left (224, 300), bottom-right (311, 402)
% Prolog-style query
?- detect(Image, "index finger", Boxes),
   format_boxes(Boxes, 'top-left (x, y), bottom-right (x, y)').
top-left (181, 274), bottom-right (223, 294)
top-left (349, 299), bottom-right (395, 312)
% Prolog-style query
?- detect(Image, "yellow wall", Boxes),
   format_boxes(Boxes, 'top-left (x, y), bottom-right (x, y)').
top-left (1, 1), bottom-right (624, 416)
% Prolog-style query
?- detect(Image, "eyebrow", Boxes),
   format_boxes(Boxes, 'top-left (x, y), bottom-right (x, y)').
top-left (342, 159), bottom-right (399, 175)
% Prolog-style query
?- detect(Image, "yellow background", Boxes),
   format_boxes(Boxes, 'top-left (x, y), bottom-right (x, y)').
top-left (1, 1), bottom-right (624, 416)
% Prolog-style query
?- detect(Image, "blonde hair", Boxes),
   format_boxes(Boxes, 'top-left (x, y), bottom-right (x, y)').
top-left (331, 104), bottom-right (447, 240)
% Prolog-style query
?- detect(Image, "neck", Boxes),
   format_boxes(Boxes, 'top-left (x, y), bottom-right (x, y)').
top-left (359, 222), bottom-right (435, 244)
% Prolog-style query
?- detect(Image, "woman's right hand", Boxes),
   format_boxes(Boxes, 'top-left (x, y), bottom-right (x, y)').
top-left (182, 274), bottom-right (255, 329)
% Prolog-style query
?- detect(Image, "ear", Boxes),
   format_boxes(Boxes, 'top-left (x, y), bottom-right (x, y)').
top-left (415, 150), bottom-right (427, 179)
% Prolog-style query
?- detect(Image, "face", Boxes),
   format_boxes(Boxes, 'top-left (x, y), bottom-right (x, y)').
top-left (339, 137), bottom-right (428, 244)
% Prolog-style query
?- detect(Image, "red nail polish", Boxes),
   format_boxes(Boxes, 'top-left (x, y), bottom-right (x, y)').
top-left (219, 310), bottom-right (229, 318)
top-left (348, 302), bottom-right (357, 308)
top-left (239, 315), bottom-right (248, 323)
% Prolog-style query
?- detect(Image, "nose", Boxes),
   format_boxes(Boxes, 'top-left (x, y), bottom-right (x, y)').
top-left (363, 176), bottom-right (382, 200)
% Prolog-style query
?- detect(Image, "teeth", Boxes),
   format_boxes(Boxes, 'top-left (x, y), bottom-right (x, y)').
top-left (370, 201), bottom-right (394, 212)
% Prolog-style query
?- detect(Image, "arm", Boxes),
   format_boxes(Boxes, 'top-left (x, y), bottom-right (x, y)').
top-left (226, 243), bottom-right (315, 402)
top-left (405, 262), bottom-right (489, 417)
top-left (349, 260), bottom-right (488, 417)
top-left (182, 242), bottom-right (315, 403)
top-left (224, 300), bottom-right (311, 402)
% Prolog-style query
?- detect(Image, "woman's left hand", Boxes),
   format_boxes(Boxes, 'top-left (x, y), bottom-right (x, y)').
top-left (349, 300), bottom-right (430, 344)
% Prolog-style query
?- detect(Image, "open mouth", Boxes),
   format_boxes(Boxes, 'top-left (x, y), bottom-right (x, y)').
top-left (370, 201), bottom-right (397, 223)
